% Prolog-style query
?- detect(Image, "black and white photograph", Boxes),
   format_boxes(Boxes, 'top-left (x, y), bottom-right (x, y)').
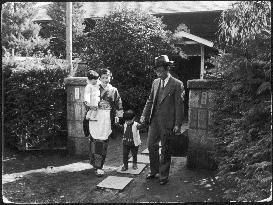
top-left (2, 1), bottom-right (271, 203)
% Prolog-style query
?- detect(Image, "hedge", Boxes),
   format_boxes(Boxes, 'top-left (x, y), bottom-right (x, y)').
top-left (3, 56), bottom-right (69, 150)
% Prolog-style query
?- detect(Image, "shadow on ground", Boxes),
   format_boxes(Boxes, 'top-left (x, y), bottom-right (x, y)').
top-left (2, 133), bottom-right (225, 203)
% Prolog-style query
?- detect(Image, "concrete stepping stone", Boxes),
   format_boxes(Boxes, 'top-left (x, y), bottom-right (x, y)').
top-left (116, 163), bottom-right (146, 175)
top-left (97, 176), bottom-right (133, 190)
top-left (129, 154), bottom-right (150, 164)
top-left (141, 148), bottom-right (149, 155)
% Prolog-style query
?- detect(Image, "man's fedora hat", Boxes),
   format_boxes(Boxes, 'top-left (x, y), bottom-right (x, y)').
top-left (154, 55), bottom-right (174, 68)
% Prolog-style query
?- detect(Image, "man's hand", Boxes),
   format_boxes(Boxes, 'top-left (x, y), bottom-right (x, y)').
top-left (115, 116), bottom-right (119, 124)
top-left (173, 125), bottom-right (181, 135)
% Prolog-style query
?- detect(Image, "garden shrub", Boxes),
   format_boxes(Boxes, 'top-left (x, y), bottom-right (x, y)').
top-left (210, 1), bottom-right (271, 201)
top-left (3, 55), bottom-right (69, 150)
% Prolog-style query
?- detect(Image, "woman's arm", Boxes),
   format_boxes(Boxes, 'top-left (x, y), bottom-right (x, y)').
top-left (114, 88), bottom-right (124, 118)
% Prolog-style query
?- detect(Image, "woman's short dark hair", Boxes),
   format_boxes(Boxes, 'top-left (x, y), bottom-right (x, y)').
top-left (123, 109), bottom-right (135, 121)
top-left (87, 70), bottom-right (99, 80)
top-left (99, 68), bottom-right (112, 77)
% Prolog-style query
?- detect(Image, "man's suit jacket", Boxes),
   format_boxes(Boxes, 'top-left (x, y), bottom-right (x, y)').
top-left (141, 75), bottom-right (184, 130)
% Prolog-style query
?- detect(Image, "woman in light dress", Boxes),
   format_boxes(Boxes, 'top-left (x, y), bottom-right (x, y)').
top-left (84, 68), bottom-right (123, 177)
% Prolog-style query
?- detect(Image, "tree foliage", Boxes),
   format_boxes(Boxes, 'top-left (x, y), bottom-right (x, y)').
top-left (82, 8), bottom-right (184, 115)
top-left (1, 2), bottom-right (50, 57)
top-left (44, 2), bottom-right (86, 58)
top-left (211, 1), bottom-right (271, 201)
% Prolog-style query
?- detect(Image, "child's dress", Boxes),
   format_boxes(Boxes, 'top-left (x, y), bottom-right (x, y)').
top-left (84, 82), bottom-right (100, 121)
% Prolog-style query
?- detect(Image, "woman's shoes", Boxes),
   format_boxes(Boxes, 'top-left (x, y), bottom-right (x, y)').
top-left (95, 169), bottom-right (104, 177)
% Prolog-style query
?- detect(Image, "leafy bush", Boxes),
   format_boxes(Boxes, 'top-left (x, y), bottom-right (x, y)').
top-left (81, 8), bottom-right (184, 116)
top-left (3, 56), bottom-right (69, 150)
top-left (210, 1), bottom-right (271, 201)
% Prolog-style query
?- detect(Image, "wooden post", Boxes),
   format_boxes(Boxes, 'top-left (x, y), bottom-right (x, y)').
top-left (200, 45), bottom-right (204, 79)
top-left (66, 2), bottom-right (73, 74)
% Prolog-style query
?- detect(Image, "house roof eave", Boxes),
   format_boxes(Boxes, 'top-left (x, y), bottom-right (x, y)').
top-left (173, 31), bottom-right (214, 47)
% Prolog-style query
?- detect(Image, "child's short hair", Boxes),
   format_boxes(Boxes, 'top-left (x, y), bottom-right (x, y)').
top-left (87, 70), bottom-right (99, 80)
top-left (123, 109), bottom-right (136, 121)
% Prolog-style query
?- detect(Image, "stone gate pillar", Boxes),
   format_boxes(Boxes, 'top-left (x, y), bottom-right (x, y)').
top-left (186, 79), bottom-right (219, 170)
top-left (64, 77), bottom-right (88, 156)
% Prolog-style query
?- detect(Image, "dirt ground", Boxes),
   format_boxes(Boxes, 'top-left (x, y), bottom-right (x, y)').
top-left (2, 133), bottom-right (226, 203)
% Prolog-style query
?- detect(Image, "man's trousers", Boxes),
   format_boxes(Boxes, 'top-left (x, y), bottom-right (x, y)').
top-left (147, 115), bottom-right (171, 180)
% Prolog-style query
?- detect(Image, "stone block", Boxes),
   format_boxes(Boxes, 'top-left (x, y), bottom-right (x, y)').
top-left (208, 91), bottom-right (215, 108)
top-left (189, 108), bottom-right (198, 129)
top-left (73, 136), bottom-right (89, 156)
top-left (74, 121), bottom-right (85, 137)
top-left (187, 149), bottom-right (216, 170)
top-left (197, 109), bottom-right (208, 130)
top-left (207, 110), bottom-right (214, 130)
top-left (67, 103), bottom-right (74, 120)
top-left (189, 90), bottom-right (200, 108)
top-left (67, 137), bottom-right (75, 154)
top-left (202, 131), bottom-right (215, 150)
top-left (74, 103), bottom-right (84, 121)
top-left (187, 79), bottom-right (221, 90)
top-left (186, 149), bottom-right (197, 169)
top-left (67, 121), bottom-right (74, 137)
top-left (66, 87), bottom-right (73, 102)
top-left (64, 77), bottom-right (88, 86)
top-left (188, 129), bottom-right (207, 148)
top-left (80, 86), bottom-right (85, 101)
top-left (200, 134), bottom-right (206, 145)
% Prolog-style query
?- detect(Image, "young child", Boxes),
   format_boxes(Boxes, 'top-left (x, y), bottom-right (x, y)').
top-left (84, 70), bottom-right (100, 121)
top-left (118, 109), bottom-right (142, 171)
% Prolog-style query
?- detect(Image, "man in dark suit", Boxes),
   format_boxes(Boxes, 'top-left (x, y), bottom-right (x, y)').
top-left (140, 55), bottom-right (184, 185)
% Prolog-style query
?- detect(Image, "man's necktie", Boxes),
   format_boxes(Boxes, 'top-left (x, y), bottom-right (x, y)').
top-left (162, 79), bottom-right (165, 89)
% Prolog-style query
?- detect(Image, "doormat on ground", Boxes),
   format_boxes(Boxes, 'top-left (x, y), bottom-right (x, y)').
top-left (129, 154), bottom-right (150, 164)
top-left (116, 163), bottom-right (146, 175)
top-left (97, 176), bottom-right (133, 190)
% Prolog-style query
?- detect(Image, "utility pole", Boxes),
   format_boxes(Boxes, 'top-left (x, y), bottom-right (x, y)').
top-left (66, 2), bottom-right (72, 74)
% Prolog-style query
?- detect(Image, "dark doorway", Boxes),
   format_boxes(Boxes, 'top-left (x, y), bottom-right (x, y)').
top-left (171, 55), bottom-right (201, 120)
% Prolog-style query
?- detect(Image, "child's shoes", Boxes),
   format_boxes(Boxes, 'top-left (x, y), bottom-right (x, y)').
top-left (132, 163), bottom-right (138, 170)
top-left (121, 165), bottom-right (128, 171)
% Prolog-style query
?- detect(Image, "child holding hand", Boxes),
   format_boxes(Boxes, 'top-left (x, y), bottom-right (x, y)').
top-left (117, 109), bottom-right (143, 171)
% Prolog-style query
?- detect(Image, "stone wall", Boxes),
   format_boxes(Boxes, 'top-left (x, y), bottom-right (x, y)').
top-left (64, 77), bottom-right (89, 156)
top-left (186, 79), bottom-right (219, 170)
